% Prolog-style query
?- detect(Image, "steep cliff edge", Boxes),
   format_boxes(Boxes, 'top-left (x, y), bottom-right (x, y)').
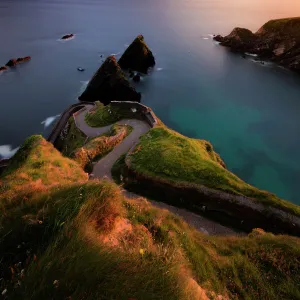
top-left (215, 17), bottom-right (300, 72)
top-left (79, 56), bottom-right (141, 104)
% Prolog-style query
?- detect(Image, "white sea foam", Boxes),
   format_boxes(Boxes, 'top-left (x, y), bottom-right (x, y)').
top-left (110, 52), bottom-right (121, 56)
top-left (156, 68), bottom-right (163, 71)
top-left (41, 115), bottom-right (60, 128)
top-left (202, 37), bottom-right (209, 40)
top-left (124, 44), bottom-right (129, 47)
top-left (245, 52), bottom-right (258, 57)
top-left (79, 80), bottom-right (89, 94)
top-left (207, 34), bottom-right (215, 38)
top-left (0, 145), bottom-right (19, 159)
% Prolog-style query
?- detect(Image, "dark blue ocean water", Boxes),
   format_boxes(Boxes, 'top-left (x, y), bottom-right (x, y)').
top-left (1, 0), bottom-right (300, 204)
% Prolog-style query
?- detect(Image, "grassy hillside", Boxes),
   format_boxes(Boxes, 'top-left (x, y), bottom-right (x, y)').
top-left (128, 125), bottom-right (300, 216)
top-left (0, 135), bottom-right (88, 209)
top-left (258, 17), bottom-right (300, 38)
top-left (0, 137), bottom-right (299, 299)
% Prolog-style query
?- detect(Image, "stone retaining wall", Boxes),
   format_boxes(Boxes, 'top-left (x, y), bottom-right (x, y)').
top-left (110, 101), bottom-right (157, 127)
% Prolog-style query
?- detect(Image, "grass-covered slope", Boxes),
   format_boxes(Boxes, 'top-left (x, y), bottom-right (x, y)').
top-left (0, 137), bottom-right (299, 299)
top-left (1, 179), bottom-right (299, 299)
top-left (61, 117), bottom-right (87, 157)
top-left (128, 125), bottom-right (300, 216)
top-left (0, 135), bottom-right (88, 208)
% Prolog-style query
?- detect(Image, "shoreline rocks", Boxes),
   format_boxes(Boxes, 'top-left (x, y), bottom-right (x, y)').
top-left (214, 17), bottom-right (300, 72)
top-left (118, 35), bottom-right (155, 74)
top-left (79, 56), bottom-right (141, 104)
top-left (61, 33), bottom-right (74, 40)
top-left (0, 66), bottom-right (8, 72)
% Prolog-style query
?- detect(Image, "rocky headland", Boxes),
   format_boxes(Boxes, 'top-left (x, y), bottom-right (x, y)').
top-left (78, 56), bottom-right (141, 104)
top-left (214, 17), bottom-right (300, 72)
top-left (118, 35), bottom-right (155, 74)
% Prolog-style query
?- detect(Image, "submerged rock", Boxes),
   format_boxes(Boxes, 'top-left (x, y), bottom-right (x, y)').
top-left (133, 73), bottom-right (141, 82)
top-left (118, 35), bottom-right (155, 74)
top-left (78, 56), bottom-right (141, 104)
top-left (214, 17), bottom-right (300, 72)
top-left (61, 33), bottom-right (74, 40)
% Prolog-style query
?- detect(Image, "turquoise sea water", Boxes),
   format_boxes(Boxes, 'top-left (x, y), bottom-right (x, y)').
top-left (0, 0), bottom-right (300, 204)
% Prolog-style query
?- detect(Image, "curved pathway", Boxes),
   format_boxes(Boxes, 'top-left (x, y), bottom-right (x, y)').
top-left (74, 105), bottom-right (243, 236)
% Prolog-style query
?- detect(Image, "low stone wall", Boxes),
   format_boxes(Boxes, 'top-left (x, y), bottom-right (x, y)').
top-left (110, 101), bottom-right (157, 127)
top-left (47, 101), bottom-right (94, 145)
top-left (122, 154), bottom-right (300, 236)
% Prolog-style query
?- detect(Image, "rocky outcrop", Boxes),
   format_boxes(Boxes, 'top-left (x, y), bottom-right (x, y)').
top-left (6, 59), bottom-right (17, 67)
top-left (133, 73), bottom-right (141, 82)
top-left (16, 56), bottom-right (31, 63)
top-left (0, 66), bottom-right (7, 72)
top-left (5, 56), bottom-right (31, 67)
top-left (61, 33), bottom-right (74, 40)
top-left (79, 56), bottom-right (141, 104)
top-left (118, 35), bottom-right (155, 74)
top-left (214, 17), bottom-right (300, 72)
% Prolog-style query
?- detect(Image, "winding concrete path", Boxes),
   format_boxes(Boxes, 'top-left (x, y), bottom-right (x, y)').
top-left (74, 105), bottom-right (243, 236)
top-left (74, 106), bottom-right (150, 179)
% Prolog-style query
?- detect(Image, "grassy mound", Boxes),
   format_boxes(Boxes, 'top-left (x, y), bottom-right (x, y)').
top-left (128, 126), bottom-right (300, 216)
top-left (84, 102), bottom-right (123, 127)
top-left (1, 178), bottom-right (299, 299)
top-left (0, 135), bottom-right (88, 208)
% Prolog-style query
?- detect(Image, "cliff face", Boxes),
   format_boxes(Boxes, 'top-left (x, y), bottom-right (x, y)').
top-left (79, 56), bottom-right (141, 104)
top-left (118, 35), bottom-right (155, 74)
top-left (214, 17), bottom-right (300, 72)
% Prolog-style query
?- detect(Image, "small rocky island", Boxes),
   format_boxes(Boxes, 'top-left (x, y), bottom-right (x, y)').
top-left (79, 35), bottom-right (155, 104)
top-left (61, 33), bottom-right (74, 40)
top-left (0, 56), bottom-right (31, 71)
top-left (79, 56), bottom-right (141, 104)
top-left (118, 35), bottom-right (155, 74)
top-left (214, 17), bottom-right (300, 72)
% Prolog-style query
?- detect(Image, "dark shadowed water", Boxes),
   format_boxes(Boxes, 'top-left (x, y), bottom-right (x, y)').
top-left (1, 0), bottom-right (300, 204)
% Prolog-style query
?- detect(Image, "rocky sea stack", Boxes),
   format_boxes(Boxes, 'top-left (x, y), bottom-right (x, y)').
top-left (118, 35), bottom-right (155, 74)
top-left (214, 17), bottom-right (300, 72)
top-left (79, 56), bottom-right (141, 104)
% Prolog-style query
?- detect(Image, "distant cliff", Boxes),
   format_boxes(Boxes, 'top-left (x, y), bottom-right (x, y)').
top-left (215, 17), bottom-right (300, 72)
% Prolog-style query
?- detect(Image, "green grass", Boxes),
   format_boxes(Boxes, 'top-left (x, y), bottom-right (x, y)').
top-left (0, 135), bottom-right (88, 209)
top-left (61, 117), bottom-right (86, 157)
top-left (128, 126), bottom-right (300, 216)
top-left (1, 147), bottom-right (299, 299)
top-left (84, 101), bottom-right (123, 127)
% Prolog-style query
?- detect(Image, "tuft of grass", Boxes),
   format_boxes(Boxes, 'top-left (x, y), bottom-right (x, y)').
top-left (128, 126), bottom-right (300, 216)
